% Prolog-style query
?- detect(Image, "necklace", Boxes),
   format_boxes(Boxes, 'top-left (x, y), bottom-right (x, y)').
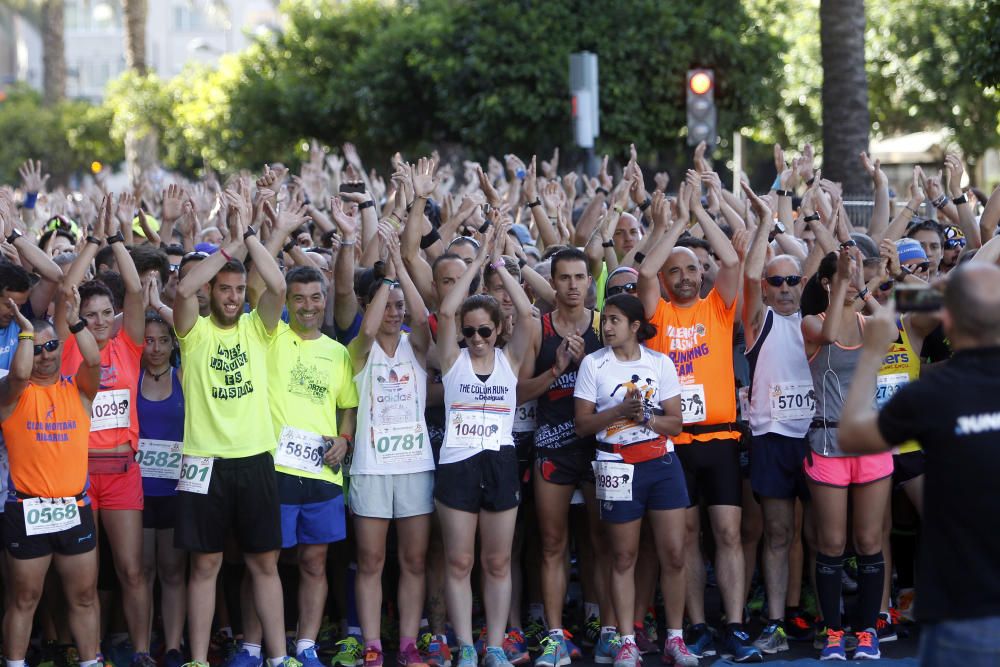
top-left (148, 367), bottom-right (170, 381)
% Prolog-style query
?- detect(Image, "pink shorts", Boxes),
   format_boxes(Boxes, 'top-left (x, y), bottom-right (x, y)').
top-left (88, 454), bottom-right (144, 511)
top-left (803, 451), bottom-right (893, 488)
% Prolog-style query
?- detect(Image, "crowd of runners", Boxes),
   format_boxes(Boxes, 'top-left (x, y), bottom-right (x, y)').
top-left (0, 141), bottom-right (996, 667)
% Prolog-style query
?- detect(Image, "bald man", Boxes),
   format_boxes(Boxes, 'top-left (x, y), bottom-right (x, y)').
top-left (839, 263), bottom-right (1000, 667)
top-left (637, 192), bottom-right (761, 662)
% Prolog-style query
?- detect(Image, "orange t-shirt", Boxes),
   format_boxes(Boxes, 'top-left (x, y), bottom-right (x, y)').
top-left (647, 290), bottom-right (740, 444)
top-left (60, 332), bottom-right (142, 451)
top-left (3, 377), bottom-right (91, 499)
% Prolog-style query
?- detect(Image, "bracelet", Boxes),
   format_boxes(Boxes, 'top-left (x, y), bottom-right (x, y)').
top-left (381, 278), bottom-right (397, 288)
top-left (339, 433), bottom-right (353, 451)
top-left (107, 231), bottom-right (124, 245)
top-left (69, 319), bottom-right (87, 334)
top-left (5, 229), bottom-right (22, 244)
top-left (358, 199), bottom-right (375, 211)
top-left (86, 235), bottom-right (101, 245)
top-left (595, 187), bottom-right (609, 196)
top-left (17, 333), bottom-right (34, 340)
top-left (518, 258), bottom-right (526, 269)
top-left (932, 196), bottom-right (950, 210)
top-left (23, 192), bottom-right (38, 209)
top-left (953, 193), bottom-right (968, 206)
top-left (340, 239), bottom-right (357, 247)
top-left (775, 189), bottom-right (792, 197)
top-left (854, 287), bottom-right (870, 302)
top-left (478, 220), bottom-right (491, 234)
top-left (638, 197), bottom-right (652, 212)
top-left (490, 259), bottom-right (505, 270)
top-left (635, 251), bottom-right (646, 264)
top-left (282, 240), bottom-right (295, 254)
top-left (527, 199), bottom-right (542, 208)
top-left (602, 239), bottom-right (615, 248)
top-left (420, 228), bottom-right (441, 250)
top-left (243, 226), bottom-right (257, 240)
top-left (803, 213), bottom-right (820, 223)
top-left (220, 248), bottom-right (233, 261)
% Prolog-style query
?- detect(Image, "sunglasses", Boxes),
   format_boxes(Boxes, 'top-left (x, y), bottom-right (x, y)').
top-left (461, 325), bottom-right (495, 340)
top-left (607, 282), bottom-right (638, 296)
top-left (33, 339), bottom-right (60, 356)
top-left (169, 263), bottom-right (180, 273)
top-left (878, 280), bottom-right (895, 292)
top-left (945, 238), bottom-right (966, 250)
top-left (183, 251), bottom-right (210, 260)
top-left (764, 275), bottom-right (803, 287)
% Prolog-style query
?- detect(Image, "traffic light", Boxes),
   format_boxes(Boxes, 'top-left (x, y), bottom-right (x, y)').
top-left (686, 69), bottom-right (716, 147)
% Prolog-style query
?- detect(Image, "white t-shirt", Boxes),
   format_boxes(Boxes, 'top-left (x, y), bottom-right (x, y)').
top-left (440, 348), bottom-right (517, 465)
top-left (575, 346), bottom-right (681, 461)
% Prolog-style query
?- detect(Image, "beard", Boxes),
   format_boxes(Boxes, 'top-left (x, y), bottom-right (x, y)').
top-left (210, 299), bottom-right (241, 326)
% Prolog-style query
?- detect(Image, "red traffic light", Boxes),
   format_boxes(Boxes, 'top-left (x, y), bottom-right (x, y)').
top-left (689, 72), bottom-right (712, 95)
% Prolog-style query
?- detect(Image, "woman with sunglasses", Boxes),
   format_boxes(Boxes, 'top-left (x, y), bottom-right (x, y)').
top-left (136, 315), bottom-right (186, 667)
top-left (573, 293), bottom-right (694, 667)
top-left (605, 266), bottom-right (639, 299)
top-left (800, 248), bottom-right (890, 660)
top-left (348, 230), bottom-right (434, 667)
top-left (55, 194), bottom-right (155, 665)
top-left (435, 219), bottom-right (534, 667)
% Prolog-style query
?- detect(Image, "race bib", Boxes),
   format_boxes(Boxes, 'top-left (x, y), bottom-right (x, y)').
top-left (136, 439), bottom-right (183, 480)
top-left (447, 409), bottom-right (503, 450)
top-left (23, 497), bottom-right (81, 536)
top-left (513, 401), bottom-right (537, 432)
top-left (90, 389), bottom-right (130, 432)
top-left (274, 426), bottom-right (327, 475)
top-left (768, 381), bottom-right (816, 421)
top-left (680, 384), bottom-right (707, 424)
top-left (593, 461), bottom-right (634, 501)
top-left (875, 373), bottom-right (909, 408)
top-left (176, 456), bottom-right (214, 494)
top-left (372, 422), bottom-right (428, 466)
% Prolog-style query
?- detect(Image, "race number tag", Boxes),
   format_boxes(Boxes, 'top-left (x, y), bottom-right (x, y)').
top-left (592, 461), bottom-right (634, 501)
top-left (90, 389), bottom-right (130, 432)
top-left (274, 426), bottom-right (327, 475)
top-left (513, 401), bottom-right (537, 432)
top-left (447, 409), bottom-right (503, 450)
top-left (768, 382), bottom-right (815, 421)
top-left (680, 384), bottom-right (707, 424)
top-left (176, 456), bottom-right (214, 494)
top-left (23, 497), bottom-right (81, 536)
top-left (737, 387), bottom-right (750, 421)
top-left (372, 422), bottom-right (427, 466)
top-left (875, 373), bottom-right (909, 408)
top-left (136, 439), bottom-right (183, 480)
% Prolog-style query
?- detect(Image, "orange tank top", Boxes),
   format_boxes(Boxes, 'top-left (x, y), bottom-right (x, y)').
top-left (2, 377), bottom-right (91, 499)
top-left (647, 290), bottom-right (740, 444)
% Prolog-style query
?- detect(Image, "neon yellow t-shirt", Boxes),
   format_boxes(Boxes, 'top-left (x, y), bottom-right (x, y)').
top-left (595, 262), bottom-right (609, 310)
top-left (177, 311), bottom-right (277, 458)
top-left (267, 322), bottom-right (359, 484)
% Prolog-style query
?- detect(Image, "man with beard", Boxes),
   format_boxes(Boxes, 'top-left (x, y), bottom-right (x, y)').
top-left (173, 187), bottom-right (297, 667)
top-left (638, 176), bottom-right (761, 662)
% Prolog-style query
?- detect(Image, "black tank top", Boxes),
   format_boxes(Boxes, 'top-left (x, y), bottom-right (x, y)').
top-left (533, 310), bottom-right (603, 451)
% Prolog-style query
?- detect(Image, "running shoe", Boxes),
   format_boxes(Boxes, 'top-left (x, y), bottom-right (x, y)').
top-left (612, 640), bottom-right (641, 667)
top-left (181, 663), bottom-right (210, 667)
top-left (642, 612), bottom-right (658, 644)
top-left (108, 640), bottom-right (136, 667)
top-left (524, 622), bottom-right (546, 653)
top-left (362, 646), bottom-right (384, 667)
top-left (563, 632), bottom-right (582, 661)
top-left (474, 629), bottom-right (488, 658)
top-left (277, 659), bottom-right (303, 667)
top-left (131, 653), bottom-right (158, 667)
top-left (222, 650), bottom-right (262, 667)
top-left (534, 636), bottom-right (569, 667)
top-left (853, 630), bottom-right (880, 660)
top-left (397, 644), bottom-right (428, 667)
top-left (683, 625), bottom-right (715, 659)
top-left (165, 650), bottom-right (187, 667)
top-left (503, 630), bottom-right (529, 666)
top-left (783, 612), bottom-right (813, 642)
top-left (875, 612), bottom-right (897, 643)
top-left (455, 645), bottom-right (477, 667)
top-left (594, 633), bottom-right (619, 665)
top-left (298, 647), bottom-right (325, 667)
top-left (813, 625), bottom-right (828, 651)
top-left (718, 629), bottom-right (762, 663)
top-left (331, 637), bottom-right (364, 667)
top-left (752, 623), bottom-right (788, 654)
top-left (818, 629), bottom-right (846, 661)
top-left (583, 617), bottom-right (601, 649)
top-left (659, 637), bottom-right (697, 666)
top-left (633, 625), bottom-right (657, 656)
top-left (483, 647), bottom-right (513, 667)
top-left (896, 588), bottom-right (916, 622)
top-left (417, 634), bottom-right (451, 667)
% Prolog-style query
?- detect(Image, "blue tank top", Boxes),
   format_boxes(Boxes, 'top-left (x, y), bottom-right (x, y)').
top-left (137, 368), bottom-right (185, 496)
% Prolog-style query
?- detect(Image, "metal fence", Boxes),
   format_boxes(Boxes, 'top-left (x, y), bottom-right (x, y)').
top-left (842, 198), bottom-right (937, 229)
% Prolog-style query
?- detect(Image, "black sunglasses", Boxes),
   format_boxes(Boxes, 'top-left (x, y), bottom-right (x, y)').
top-left (461, 325), bottom-right (494, 340)
top-left (944, 238), bottom-right (966, 250)
top-left (764, 275), bottom-right (803, 287)
top-left (878, 280), bottom-right (895, 292)
top-left (34, 339), bottom-right (60, 356)
top-left (607, 282), bottom-right (638, 296)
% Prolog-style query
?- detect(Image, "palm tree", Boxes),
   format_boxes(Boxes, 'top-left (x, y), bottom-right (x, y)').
top-left (0, 0), bottom-right (64, 104)
top-left (820, 0), bottom-right (870, 194)
top-left (122, 0), bottom-right (145, 73)
top-left (121, 0), bottom-right (154, 182)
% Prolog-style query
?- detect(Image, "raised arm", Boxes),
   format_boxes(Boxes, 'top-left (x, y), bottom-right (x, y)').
top-left (638, 190), bottom-right (686, 318)
top-left (491, 223), bottom-right (534, 374)
top-left (0, 300), bottom-right (35, 411)
top-left (945, 154), bottom-right (981, 249)
top-left (67, 285), bottom-right (102, 400)
top-left (861, 152), bottom-right (890, 239)
top-left (741, 183), bottom-right (774, 345)
top-left (103, 204), bottom-right (145, 346)
top-left (437, 229), bottom-right (491, 375)
top-left (0, 193), bottom-right (61, 316)
top-left (388, 233), bottom-right (431, 358)
top-left (687, 170), bottom-right (739, 307)
top-left (839, 304), bottom-right (899, 453)
top-left (872, 166), bottom-right (924, 245)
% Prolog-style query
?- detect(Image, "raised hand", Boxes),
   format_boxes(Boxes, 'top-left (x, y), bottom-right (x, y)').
top-left (740, 181), bottom-right (772, 223)
top-left (944, 154), bottom-right (965, 197)
top-left (654, 171), bottom-right (670, 193)
top-left (329, 196), bottom-right (359, 239)
top-left (66, 284), bottom-right (82, 324)
top-left (116, 192), bottom-right (136, 229)
top-left (411, 156), bottom-right (439, 199)
top-left (161, 183), bottom-right (186, 223)
top-left (342, 142), bottom-right (363, 170)
top-left (8, 297), bottom-right (31, 333)
top-left (18, 159), bottom-right (49, 193)
top-left (859, 152), bottom-right (886, 189)
top-left (541, 147), bottom-right (559, 180)
top-left (524, 156), bottom-right (538, 202)
top-left (598, 155), bottom-right (612, 191)
top-left (694, 141), bottom-right (710, 173)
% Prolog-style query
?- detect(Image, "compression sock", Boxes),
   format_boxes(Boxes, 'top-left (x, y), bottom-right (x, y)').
top-left (815, 552), bottom-right (845, 629)
top-left (857, 552), bottom-right (886, 630)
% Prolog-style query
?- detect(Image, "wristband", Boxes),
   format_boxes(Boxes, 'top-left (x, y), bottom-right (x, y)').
top-left (243, 226), bottom-right (257, 240)
top-left (775, 189), bottom-right (792, 197)
top-left (282, 240), bottom-right (295, 254)
top-left (803, 213), bottom-right (820, 223)
top-left (220, 248), bottom-right (233, 262)
top-left (340, 239), bottom-right (357, 247)
top-left (518, 258), bottom-right (526, 269)
top-left (527, 199), bottom-right (542, 208)
top-left (23, 192), bottom-right (37, 209)
top-left (805, 177), bottom-right (815, 187)
top-left (69, 319), bottom-right (87, 334)
top-left (358, 199), bottom-right (375, 210)
top-left (381, 278), bottom-right (397, 288)
top-left (602, 239), bottom-right (615, 248)
top-left (489, 259), bottom-right (504, 270)
top-left (107, 231), bottom-right (124, 245)
top-left (595, 187), bottom-right (609, 197)
top-left (339, 434), bottom-right (353, 451)
top-left (953, 193), bottom-right (968, 206)
top-left (634, 251), bottom-right (646, 264)
top-left (420, 228), bottom-right (441, 250)
top-left (854, 287), bottom-right (869, 302)
top-left (17, 333), bottom-right (34, 340)
top-left (86, 235), bottom-right (101, 245)
top-left (478, 220), bottom-right (491, 234)
top-left (5, 229), bottom-right (22, 244)
top-left (638, 197), bottom-right (652, 212)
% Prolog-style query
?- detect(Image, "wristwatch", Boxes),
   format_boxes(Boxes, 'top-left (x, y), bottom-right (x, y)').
top-left (602, 239), bottom-right (615, 248)
top-left (774, 221), bottom-right (787, 235)
top-left (107, 231), bottom-right (125, 245)
top-left (69, 319), bottom-right (88, 334)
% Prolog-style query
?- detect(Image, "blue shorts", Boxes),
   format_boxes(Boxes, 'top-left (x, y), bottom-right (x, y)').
top-left (598, 454), bottom-right (689, 523)
top-left (277, 472), bottom-right (346, 548)
top-left (749, 432), bottom-right (810, 500)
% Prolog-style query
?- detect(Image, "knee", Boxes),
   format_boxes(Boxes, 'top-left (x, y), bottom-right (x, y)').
top-left (482, 552), bottom-right (510, 579)
top-left (854, 534), bottom-right (883, 556)
top-left (540, 531), bottom-right (567, 560)
top-left (446, 551), bottom-right (474, 579)
top-left (159, 564), bottom-right (186, 588)
top-left (816, 533), bottom-right (847, 556)
top-left (715, 523), bottom-right (742, 550)
top-left (68, 584), bottom-right (98, 609)
top-left (299, 554), bottom-right (327, 580)
top-left (764, 519), bottom-right (793, 552)
top-left (356, 546), bottom-right (386, 576)
top-left (399, 550), bottom-right (426, 577)
top-left (189, 554), bottom-right (223, 581)
top-left (12, 585), bottom-right (42, 611)
top-left (611, 549), bottom-right (637, 574)
top-left (117, 558), bottom-right (147, 588)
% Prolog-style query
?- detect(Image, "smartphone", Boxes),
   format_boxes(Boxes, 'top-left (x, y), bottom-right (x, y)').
top-left (895, 283), bottom-right (943, 312)
top-left (339, 182), bottom-right (365, 194)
